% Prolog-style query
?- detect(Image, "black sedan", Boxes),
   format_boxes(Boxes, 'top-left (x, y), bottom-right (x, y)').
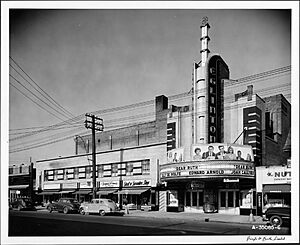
top-left (263, 206), bottom-right (291, 227)
top-left (10, 198), bottom-right (36, 211)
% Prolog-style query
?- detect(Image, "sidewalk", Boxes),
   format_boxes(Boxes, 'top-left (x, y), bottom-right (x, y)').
top-left (124, 210), bottom-right (265, 225)
top-left (35, 206), bottom-right (264, 224)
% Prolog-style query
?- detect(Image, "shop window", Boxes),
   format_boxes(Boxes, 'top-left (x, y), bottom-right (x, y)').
top-left (141, 160), bottom-right (150, 175)
top-left (9, 167), bottom-right (13, 175)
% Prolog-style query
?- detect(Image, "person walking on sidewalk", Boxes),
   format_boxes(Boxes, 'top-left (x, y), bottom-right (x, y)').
top-left (123, 197), bottom-right (129, 214)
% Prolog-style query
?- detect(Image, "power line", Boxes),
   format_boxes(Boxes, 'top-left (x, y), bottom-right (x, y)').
top-left (9, 82), bottom-right (67, 122)
top-left (10, 74), bottom-right (72, 121)
top-left (9, 64), bottom-right (74, 120)
top-left (9, 65), bottom-right (291, 145)
top-left (10, 56), bottom-right (75, 118)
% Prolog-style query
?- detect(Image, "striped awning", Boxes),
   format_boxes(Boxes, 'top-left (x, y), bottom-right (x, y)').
top-left (263, 184), bottom-right (291, 193)
top-left (116, 188), bottom-right (150, 195)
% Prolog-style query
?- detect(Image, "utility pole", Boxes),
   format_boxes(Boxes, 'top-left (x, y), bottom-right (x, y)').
top-left (85, 113), bottom-right (104, 199)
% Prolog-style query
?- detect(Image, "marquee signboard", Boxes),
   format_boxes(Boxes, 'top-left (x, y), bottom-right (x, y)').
top-left (160, 160), bottom-right (255, 181)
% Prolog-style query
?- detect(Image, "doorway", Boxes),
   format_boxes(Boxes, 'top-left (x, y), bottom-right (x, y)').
top-left (218, 189), bottom-right (239, 214)
top-left (184, 190), bottom-right (204, 212)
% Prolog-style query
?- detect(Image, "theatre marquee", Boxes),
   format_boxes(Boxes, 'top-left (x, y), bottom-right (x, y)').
top-left (160, 160), bottom-right (255, 181)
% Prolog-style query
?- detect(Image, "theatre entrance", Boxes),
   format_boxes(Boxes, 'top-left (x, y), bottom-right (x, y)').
top-left (184, 190), bottom-right (204, 212)
top-left (218, 189), bottom-right (240, 214)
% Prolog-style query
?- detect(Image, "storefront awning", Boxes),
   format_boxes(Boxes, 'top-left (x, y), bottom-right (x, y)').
top-left (97, 189), bottom-right (118, 195)
top-left (263, 184), bottom-right (291, 193)
top-left (116, 188), bottom-right (150, 195)
top-left (37, 190), bottom-right (60, 195)
top-left (73, 189), bottom-right (92, 195)
top-left (9, 184), bottom-right (29, 189)
top-left (59, 190), bottom-right (76, 194)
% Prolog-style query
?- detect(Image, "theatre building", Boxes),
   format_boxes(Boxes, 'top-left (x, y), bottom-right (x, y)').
top-left (35, 95), bottom-right (169, 210)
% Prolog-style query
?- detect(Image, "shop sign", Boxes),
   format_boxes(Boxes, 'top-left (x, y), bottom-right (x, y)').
top-left (100, 181), bottom-right (119, 188)
top-left (123, 179), bottom-right (151, 187)
top-left (160, 161), bottom-right (255, 180)
top-left (189, 181), bottom-right (204, 189)
top-left (44, 183), bottom-right (60, 190)
top-left (223, 179), bottom-right (239, 183)
top-left (80, 181), bottom-right (92, 188)
top-left (256, 166), bottom-right (291, 187)
top-left (63, 182), bottom-right (77, 189)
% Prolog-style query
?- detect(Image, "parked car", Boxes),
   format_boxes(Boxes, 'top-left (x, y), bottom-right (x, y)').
top-left (79, 198), bottom-right (123, 216)
top-left (263, 206), bottom-right (291, 227)
top-left (47, 198), bottom-right (80, 214)
top-left (9, 198), bottom-right (36, 211)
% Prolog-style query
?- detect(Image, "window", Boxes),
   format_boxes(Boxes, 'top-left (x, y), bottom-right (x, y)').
top-left (57, 169), bottom-right (64, 180)
top-left (9, 167), bottom-right (13, 175)
top-left (111, 163), bottom-right (118, 177)
top-left (78, 167), bottom-right (86, 179)
top-left (98, 165), bottom-right (104, 178)
top-left (44, 170), bottom-right (54, 181)
top-left (126, 162), bottom-right (133, 176)
top-left (141, 160), bottom-right (150, 175)
top-left (66, 168), bottom-right (74, 179)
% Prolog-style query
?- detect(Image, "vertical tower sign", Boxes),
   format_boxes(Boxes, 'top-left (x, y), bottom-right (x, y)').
top-left (193, 17), bottom-right (230, 144)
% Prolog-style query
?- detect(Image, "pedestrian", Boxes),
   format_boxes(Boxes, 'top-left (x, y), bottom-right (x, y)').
top-left (123, 197), bottom-right (129, 214)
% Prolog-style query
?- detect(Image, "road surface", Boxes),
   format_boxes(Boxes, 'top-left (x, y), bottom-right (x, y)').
top-left (8, 210), bottom-right (290, 236)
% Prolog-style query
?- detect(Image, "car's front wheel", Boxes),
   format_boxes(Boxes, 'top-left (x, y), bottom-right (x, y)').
top-left (99, 210), bottom-right (105, 216)
top-left (270, 215), bottom-right (283, 226)
top-left (79, 208), bottom-right (85, 215)
top-left (47, 206), bottom-right (53, 213)
top-left (63, 207), bottom-right (69, 214)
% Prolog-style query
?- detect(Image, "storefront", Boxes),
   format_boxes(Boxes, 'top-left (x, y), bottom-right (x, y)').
top-left (160, 159), bottom-right (255, 215)
top-left (256, 165), bottom-right (291, 216)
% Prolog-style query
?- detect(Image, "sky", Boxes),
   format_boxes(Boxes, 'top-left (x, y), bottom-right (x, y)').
top-left (3, 4), bottom-right (295, 164)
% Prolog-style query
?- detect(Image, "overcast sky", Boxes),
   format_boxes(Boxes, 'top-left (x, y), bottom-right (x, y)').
top-left (5, 6), bottom-right (294, 163)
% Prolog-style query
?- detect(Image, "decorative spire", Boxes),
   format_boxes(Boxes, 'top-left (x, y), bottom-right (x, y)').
top-left (200, 16), bottom-right (210, 66)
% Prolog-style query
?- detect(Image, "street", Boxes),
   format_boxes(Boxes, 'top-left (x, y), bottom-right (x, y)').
top-left (9, 210), bottom-right (290, 236)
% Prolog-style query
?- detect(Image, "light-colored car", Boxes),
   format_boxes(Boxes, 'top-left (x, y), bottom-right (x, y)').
top-left (79, 198), bottom-right (122, 216)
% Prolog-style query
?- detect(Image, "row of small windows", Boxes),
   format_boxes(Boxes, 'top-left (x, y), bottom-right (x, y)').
top-left (44, 160), bottom-right (150, 181)
top-left (9, 164), bottom-right (30, 175)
